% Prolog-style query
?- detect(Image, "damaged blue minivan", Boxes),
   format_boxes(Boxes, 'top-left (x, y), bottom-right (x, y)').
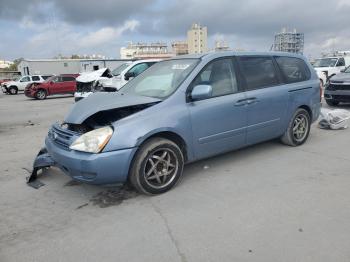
top-left (30, 52), bottom-right (321, 194)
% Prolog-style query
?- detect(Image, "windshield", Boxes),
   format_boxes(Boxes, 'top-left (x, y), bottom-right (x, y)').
top-left (111, 63), bottom-right (130, 76)
top-left (120, 59), bottom-right (199, 99)
top-left (313, 58), bottom-right (338, 68)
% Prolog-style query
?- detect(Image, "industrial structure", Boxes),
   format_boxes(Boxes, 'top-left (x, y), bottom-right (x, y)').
top-left (187, 23), bottom-right (208, 54)
top-left (120, 42), bottom-right (174, 59)
top-left (274, 28), bottom-right (304, 54)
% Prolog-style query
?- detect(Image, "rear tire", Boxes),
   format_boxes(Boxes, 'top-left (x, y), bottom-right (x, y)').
top-left (129, 138), bottom-right (184, 195)
top-left (281, 108), bottom-right (311, 146)
top-left (8, 86), bottom-right (18, 95)
top-left (35, 89), bottom-right (47, 100)
top-left (326, 100), bottom-right (339, 106)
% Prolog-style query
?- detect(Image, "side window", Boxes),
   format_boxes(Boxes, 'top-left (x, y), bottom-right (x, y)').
top-left (20, 76), bottom-right (30, 82)
top-left (53, 76), bottom-right (62, 82)
top-left (238, 56), bottom-right (279, 90)
top-left (192, 58), bottom-right (238, 98)
top-left (275, 56), bottom-right (311, 83)
top-left (32, 76), bottom-right (40, 81)
top-left (62, 76), bottom-right (75, 82)
top-left (128, 63), bottom-right (149, 76)
top-left (336, 58), bottom-right (345, 67)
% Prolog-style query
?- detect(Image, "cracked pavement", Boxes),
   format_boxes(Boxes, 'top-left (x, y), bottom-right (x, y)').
top-left (1, 94), bottom-right (350, 262)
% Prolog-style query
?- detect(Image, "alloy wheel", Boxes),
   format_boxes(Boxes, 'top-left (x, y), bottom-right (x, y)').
top-left (36, 90), bottom-right (46, 99)
top-left (143, 148), bottom-right (179, 189)
top-left (293, 114), bottom-right (308, 142)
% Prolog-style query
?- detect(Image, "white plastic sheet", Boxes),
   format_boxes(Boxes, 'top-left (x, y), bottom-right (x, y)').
top-left (318, 108), bottom-right (350, 130)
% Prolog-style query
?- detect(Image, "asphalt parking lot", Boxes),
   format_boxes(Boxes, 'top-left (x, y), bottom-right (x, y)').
top-left (1, 93), bottom-right (350, 262)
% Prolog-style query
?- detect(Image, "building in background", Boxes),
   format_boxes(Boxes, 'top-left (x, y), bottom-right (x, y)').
top-left (0, 60), bottom-right (14, 69)
top-left (120, 42), bottom-right (174, 59)
top-left (274, 28), bottom-right (304, 54)
top-left (187, 23), bottom-right (208, 54)
top-left (214, 40), bottom-right (230, 52)
top-left (18, 59), bottom-right (130, 76)
top-left (172, 41), bottom-right (189, 56)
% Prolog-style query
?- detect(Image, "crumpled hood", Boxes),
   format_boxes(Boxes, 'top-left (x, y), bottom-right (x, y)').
top-left (64, 92), bottom-right (161, 124)
top-left (330, 72), bottom-right (350, 82)
top-left (76, 68), bottom-right (110, 83)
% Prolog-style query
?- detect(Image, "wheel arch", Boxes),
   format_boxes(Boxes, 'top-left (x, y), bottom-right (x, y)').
top-left (298, 105), bottom-right (312, 120)
top-left (35, 88), bottom-right (48, 96)
top-left (137, 130), bottom-right (189, 162)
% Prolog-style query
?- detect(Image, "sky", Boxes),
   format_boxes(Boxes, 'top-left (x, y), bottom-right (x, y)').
top-left (0, 0), bottom-right (350, 60)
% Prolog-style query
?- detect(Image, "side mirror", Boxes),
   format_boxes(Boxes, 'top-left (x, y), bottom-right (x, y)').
top-left (50, 81), bottom-right (54, 84)
top-left (191, 85), bottom-right (213, 101)
top-left (124, 72), bottom-right (135, 81)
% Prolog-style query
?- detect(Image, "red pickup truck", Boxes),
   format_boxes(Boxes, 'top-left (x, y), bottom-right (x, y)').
top-left (25, 74), bottom-right (79, 100)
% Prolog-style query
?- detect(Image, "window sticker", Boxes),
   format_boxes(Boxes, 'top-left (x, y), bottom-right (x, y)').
top-left (172, 64), bottom-right (190, 70)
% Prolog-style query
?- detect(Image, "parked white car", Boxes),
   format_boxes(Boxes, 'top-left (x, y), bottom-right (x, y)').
top-left (313, 56), bottom-right (350, 86)
top-left (74, 59), bottom-right (159, 101)
top-left (1, 75), bottom-right (53, 95)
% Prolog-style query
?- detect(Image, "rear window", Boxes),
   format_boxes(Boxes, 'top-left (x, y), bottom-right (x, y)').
top-left (238, 56), bottom-right (279, 90)
top-left (275, 56), bottom-right (311, 83)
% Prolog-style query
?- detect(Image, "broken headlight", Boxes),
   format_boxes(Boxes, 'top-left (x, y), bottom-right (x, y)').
top-left (69, 126), bottom-right (113, 153)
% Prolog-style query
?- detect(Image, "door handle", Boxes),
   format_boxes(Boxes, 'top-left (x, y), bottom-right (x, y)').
top-left (246, 97), bottom-right (259, 105)
top-left (234, 99), bottom-right (247, 106)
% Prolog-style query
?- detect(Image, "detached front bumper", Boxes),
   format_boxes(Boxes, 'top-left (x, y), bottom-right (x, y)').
top-left (45, 136), bottom-right (136, 184)
top-left (29, 125), bottom-right (137, 186)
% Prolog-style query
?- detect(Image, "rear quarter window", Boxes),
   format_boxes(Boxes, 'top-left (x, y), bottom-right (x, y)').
top-left (238, 56), bottom-right (279, 90)
top-left (275, 56), bottom-right (311, 83)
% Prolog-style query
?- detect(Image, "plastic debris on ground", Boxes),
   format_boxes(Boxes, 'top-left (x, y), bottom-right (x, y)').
top-left (318, 108), bottom-right (350, 130)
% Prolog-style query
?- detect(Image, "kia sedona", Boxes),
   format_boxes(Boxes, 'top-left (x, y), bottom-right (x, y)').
top-left (30, 52), bottom-right (321, 195)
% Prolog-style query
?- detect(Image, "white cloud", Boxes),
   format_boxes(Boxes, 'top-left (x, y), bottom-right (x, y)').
top-left (26, 19), bottom-right (139, 57)
top-left (79, 20), bottom-right (139, 48)
top-left (321, 36), bottom-right (350, 51)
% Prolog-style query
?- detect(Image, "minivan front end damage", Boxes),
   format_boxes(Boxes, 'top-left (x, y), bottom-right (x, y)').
top-left (28, 93), bottom-right (161, 186)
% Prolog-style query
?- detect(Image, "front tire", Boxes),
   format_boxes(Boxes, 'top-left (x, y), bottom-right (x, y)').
top-left (35, 89), bottom-right (47, 100)
top-left (129, 138), bottom-right (184, 195)
top-left (8, 86), bottom-right (18, 95)
top-left (281, 108), bottom-right (311, 146)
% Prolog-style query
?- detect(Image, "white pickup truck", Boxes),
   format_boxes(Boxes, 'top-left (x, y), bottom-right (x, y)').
top-left (313, 56), bottom-right (350, 86)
